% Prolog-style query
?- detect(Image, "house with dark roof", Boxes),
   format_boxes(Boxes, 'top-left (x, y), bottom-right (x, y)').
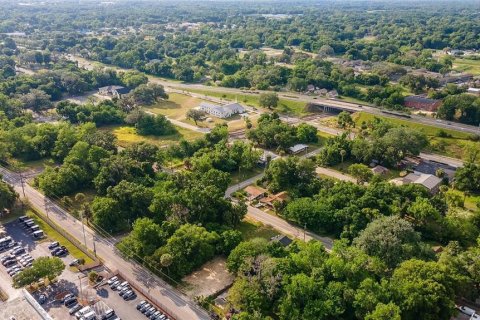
top-left (270, 235), bottom-right (293, 247)
top-left (98, 85), bottom-right (130, 99)
top-left (404, 95), bottom-right (442, 112)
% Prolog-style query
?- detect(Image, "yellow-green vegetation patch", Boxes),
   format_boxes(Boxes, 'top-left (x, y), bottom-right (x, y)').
top-left (230, 167), bottom-right (264, 186)
top-left (353, 112), bottom-right (480, 160)
top-left (354, 112), bottom-right (471, 139)
top-left (144, 93), bottom-right (209, 120)
top-left (107, 125), bottom-right (204, 148)
top-left (26, 210), bottom-right (94, 264)
top-left (237, 219), bottom-right (279, 240)
top-left (453, 58), bottom-right (480, 76)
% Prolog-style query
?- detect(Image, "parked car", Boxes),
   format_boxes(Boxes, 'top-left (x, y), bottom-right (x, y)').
top-left (39, 294), bottom-right (47, 304)
top-left (136, 300), bottom-right (147, 310)
top-left (68, 304), bottom-right (82, 315)
top-left (101, 309), bottom-right (115, 319)
top-left (69, 259), bottom-right (81, 267)
top-left (118, 286), bottom-right (130, 296)
top-left (115, 281), bottom-right (129, 291)
top-left (64, 297), bottom-right (77, 307)
top-left (7, 267), bottom-right (22, 276)
top-left (150, 311), bottom-right (161, 319)
top-left (48, 242), bottom-right (60, 250)
top-left (458, 306), bottom-right (479, 317)
top-left (3, 259), bottom-right (16, 267)
top-left (110, 280), bottom-right (120, 289)
top-left (107, 276), bottom-right (118, 285)
top-left (145, 307), bottom-right (157, 317)
top-left (123, 290), bottom-right (136, 300)
top-left (54, 249), bottom-right (68, 257)
top-left (61, 293), bottom-right (75, 303)
top-left (140, 303), bottom-right (151, 313)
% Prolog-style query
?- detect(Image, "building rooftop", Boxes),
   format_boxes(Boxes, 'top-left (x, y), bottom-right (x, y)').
top-left (289, 144), bottom-right (309, 154)
top-left (270, 235), bottom-right (293, 247)
top-left (404, 95), bottom-right (439, 104)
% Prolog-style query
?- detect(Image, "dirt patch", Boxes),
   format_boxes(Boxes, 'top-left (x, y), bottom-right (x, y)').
top-left (182, 257), bottom-right (234, 298)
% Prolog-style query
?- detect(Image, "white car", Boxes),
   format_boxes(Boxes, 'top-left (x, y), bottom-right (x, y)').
top-left (459, 306), bottom-right (479, 318)
top-left (107, 276), bottom-right (118, 285)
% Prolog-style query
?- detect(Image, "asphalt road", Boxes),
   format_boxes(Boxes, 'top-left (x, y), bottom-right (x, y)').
top-left (68, 54), bottom-right (480, 136)
top-left (0, 167), bottom-right (211, 320)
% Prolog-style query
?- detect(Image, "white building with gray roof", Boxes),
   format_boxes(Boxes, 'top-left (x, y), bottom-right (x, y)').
top-left (198, 102), bottom-right (246, 118)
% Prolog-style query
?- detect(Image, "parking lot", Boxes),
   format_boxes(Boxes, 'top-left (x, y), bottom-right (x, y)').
top-left (1, 216), bottom-right (171, 320)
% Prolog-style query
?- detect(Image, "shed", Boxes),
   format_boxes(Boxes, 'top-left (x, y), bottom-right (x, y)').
top-left (289, 144), bottom-right (309, 154)
top-left (244, 186), bottom-right (267, 201)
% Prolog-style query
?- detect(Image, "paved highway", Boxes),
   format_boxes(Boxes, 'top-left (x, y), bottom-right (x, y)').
top-left (68, 55), bottom-right (480, 136)
top-left (0, 167), bottom-right (211, 320)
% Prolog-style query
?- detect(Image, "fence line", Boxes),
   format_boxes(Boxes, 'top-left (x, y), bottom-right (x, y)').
top-left (22, 289), bottom-right (53, 320)
top-left (28, 203), bottom-right (100, 264)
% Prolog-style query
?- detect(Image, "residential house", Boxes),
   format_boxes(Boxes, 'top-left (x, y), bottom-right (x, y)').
top-left (261, 191), bottom-right (289, 209)
top-left (327, 90), bottom-right (339, 98)
top-left (270, 235), bottom-right (293, 247)
top-left (413, 159), bottom-right (457, 181)
top-left (289, 144), bottom-right (308, 155)
top-left (98, 85), bottom-right (130, 99)
top-left (390, 172), bottom-right (442, 194)
top-left (198, 102), bottom-right (246, 118)
top-left (315, 88), bottom-right (328, 96)
top-left (244, 186), bottom-right (268, 201)
top-left (306, 84), bottom-right (316, 93)
top-left (404, 95), bottom-right (442, 112)
top-left (371, 165), bottom-right (389, 175)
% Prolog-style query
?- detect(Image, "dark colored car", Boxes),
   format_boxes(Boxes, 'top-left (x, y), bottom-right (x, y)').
top-left (48, 242), bottom-right (60, 250)
top-left (136, 300), bottom-right (147, 310)
top-left (64, 297), bottom-right (77, 307)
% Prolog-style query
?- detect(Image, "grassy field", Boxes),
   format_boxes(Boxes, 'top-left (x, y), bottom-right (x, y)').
top-left (105, 125), bottom-right (204, 148)
top-left (145, 93), bottom-right (208, 120)
top-left (145, 92), bottom-right (261, 132)
top-left (237, 219), bottom-right (279, 240)
top-left (230, 167), bottom-right (264, 186)
top-left (185, 88), bottom-right (308, 116)
top-left (453, 58), bottom-right (480, 76)
top-left (25, 209), bottom-right (94, 264)
top-left (353, 112), bottom-right (479, 160)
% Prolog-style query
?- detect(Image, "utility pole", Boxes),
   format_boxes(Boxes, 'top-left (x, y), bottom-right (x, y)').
top-left (93, 236), bottom-right (97, 257)
top-left (19, 172), bottom-right (26, 198)
top-left (304, 222), bottom-right (306, 242)
top-left (80, 211), bottom-right (87, 248)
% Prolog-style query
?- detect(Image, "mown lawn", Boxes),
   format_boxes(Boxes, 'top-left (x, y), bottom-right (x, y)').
top-left (144, 93), bottom-right (208, 120)
top-left (237, 219), bottom-right (279, 241)
top-left (26, 209), bottom-right (94, 264)
top-left (229, 167), bottom-right (264, 186)
top-left (353, 112), bottom-right (480, 160)
top-left (104, 125), bottom-right (204, 148)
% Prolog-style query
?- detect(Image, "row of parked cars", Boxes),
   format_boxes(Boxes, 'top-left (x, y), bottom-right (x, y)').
top-left (0, 227), bottom-right (34, 278)
top-left (1, 246), bottom-right (34, 277)
top-left (107, 276), bottom-right (137, 300)
top-left (136, 300), bottom-right (170, 320)
top-left (47, 241), bottom-right (69, 257)
top-left (64, 294), bottom-right (119, 320)
top-left (18, 216), bottom-right (45, 239)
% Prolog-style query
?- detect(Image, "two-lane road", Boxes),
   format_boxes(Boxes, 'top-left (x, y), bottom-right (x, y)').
top-left (0, 167), bottom-right (211, 320)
